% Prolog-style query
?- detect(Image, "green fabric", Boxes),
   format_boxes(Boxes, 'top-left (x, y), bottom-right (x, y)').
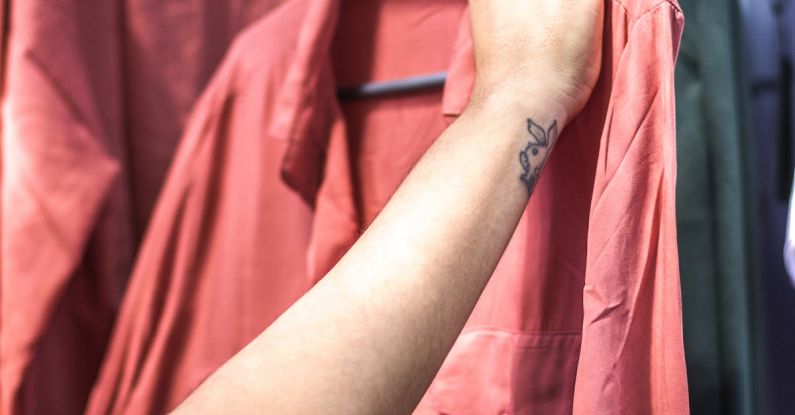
top-left (674, 1), bottom-right (757, 414)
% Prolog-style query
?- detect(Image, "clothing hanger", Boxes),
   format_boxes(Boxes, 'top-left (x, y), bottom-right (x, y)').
top-left (337, 71), bottom-right (447, 100)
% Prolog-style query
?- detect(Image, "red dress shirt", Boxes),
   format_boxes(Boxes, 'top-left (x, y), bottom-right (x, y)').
top-left (0, 1), bottom-right (283, 413)
top-left (87, 0), bottom-right (688, 413)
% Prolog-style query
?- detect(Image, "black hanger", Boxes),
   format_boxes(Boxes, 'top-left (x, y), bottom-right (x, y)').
top-left (338, 72), bottom-right (447, 100)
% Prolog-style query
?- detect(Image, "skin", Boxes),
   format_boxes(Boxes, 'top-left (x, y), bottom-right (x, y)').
top-left (173, 0), bottom-right (603, 413)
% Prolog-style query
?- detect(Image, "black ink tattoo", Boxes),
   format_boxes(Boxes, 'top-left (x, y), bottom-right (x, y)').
top-left (519, 118), bottom-right (558, 194)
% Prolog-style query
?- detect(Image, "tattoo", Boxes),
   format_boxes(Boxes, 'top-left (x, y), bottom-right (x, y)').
top-left (519, 118), bottom-right (558, 194)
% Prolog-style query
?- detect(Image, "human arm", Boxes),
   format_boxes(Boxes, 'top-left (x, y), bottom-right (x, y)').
top-left (173, 1), bottom-right (603, 413)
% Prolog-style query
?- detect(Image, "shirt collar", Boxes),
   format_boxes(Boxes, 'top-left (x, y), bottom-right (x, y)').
top-left (272, 0), bottom-right (476, 204)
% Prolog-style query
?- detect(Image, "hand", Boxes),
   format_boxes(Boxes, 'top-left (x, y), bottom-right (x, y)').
top-left (468, 0), bottom-right (604, 125)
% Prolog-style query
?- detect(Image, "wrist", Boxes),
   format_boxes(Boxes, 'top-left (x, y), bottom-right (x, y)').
top-left (464, 81), bottom-right (569, 129)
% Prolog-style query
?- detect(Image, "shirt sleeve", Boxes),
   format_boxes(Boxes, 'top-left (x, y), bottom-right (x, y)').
top-left (1, 2), bottom-right (125, 413)
top-left (573, 3), bottom-right (690, 414)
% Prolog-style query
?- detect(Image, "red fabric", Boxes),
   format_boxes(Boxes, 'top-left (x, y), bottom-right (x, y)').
top-left (86, 2), bottom-right (345, 412)
top-left (88, 0), bottom-right (688, 413)
top-left (123, 0), bottom-right (285, 235)
top-left (0, 1), bottom-right (283, 414)
top-left (413, 2), bottom-right (689, 413)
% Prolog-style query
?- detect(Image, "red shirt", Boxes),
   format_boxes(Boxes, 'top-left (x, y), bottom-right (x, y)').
top-left (0, 1), bottom-right (283, 413)
top-left (87, 0), bottom-right (689, 413)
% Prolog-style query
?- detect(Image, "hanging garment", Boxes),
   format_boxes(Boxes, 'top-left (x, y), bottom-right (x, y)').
top-left (328, 1), bottom-right (689, 413)
top-left (742, 1), bottom-right (795, 414)
top-left (754, 0), bottom-right (795, 412)
top-left (1, 4), bottom-right (131, 414)
top-left (0, 1), bottom-right (284, 414)
top-left (742, 0), bottom-right (795, 413)
top-left (741, 3), bottom-right (795, 415)
top-left (673, 0), bottom-right (760, 413)
top-left (121, 0), bottom-right (288, 238)
top-left (89, 0), bottom-right (688, 414)
top-left (87, 1), bottom-right (460, 412)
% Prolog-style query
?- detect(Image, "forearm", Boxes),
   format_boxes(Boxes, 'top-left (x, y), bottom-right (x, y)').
top-left (173, 90), bottom-right (563, 414)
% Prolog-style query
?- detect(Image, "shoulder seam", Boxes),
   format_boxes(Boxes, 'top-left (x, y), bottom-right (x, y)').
top-left (613, 0), bottom-right (683, 22)
top-left (627, 1), bottom-right (683, 37)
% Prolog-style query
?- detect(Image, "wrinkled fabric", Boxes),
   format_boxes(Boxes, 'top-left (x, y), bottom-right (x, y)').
top-left (89, 0), bottom-right (688, 414)
top-left (0, 1), bottom-right (284, 414)
top-left (86, 2), bottom-right (350, 412)
top-left (410, 2), bottom-right (689, 413)
top-left (122, 0), bottom-right (285, 236)
top-left (87, 2), bottom-right (459, 412)
top-left (1, 4), bottom-right (127, 414)
top-left (329, 2), bottom-right (689, 414)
